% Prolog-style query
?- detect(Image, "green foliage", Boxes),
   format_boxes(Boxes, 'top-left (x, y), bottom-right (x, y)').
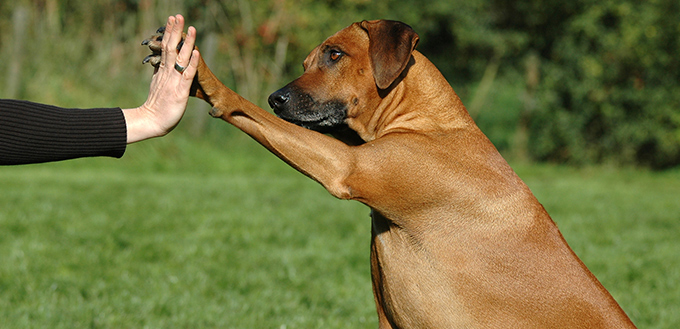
top-left (525, 0), bottom-right (680, 168)
top-left (1, 0), bottom-right (679, 168)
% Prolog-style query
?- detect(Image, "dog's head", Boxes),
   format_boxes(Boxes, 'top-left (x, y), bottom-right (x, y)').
top-left (268, 20), bottom-right (419, 135)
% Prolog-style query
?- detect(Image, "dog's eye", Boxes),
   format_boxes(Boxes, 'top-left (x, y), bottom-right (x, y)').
top-left (329, 50), bottom-right (343, 62)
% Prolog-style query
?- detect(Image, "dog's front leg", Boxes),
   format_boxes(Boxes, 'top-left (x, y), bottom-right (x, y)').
top-left (211, 92), bottom-right (358, 199)
top-left (142, 28), bottom-right (358, 199)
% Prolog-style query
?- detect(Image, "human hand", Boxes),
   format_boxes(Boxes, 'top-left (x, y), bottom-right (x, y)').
top-left (123, 14), bottom-right (200, 144)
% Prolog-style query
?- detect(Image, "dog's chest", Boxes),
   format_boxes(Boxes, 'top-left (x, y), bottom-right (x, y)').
top-left (370, 210), bottom-right (471, 328)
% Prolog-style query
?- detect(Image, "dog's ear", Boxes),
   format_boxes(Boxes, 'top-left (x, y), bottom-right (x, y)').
top-left (360, 20), bottom-right (419, 90)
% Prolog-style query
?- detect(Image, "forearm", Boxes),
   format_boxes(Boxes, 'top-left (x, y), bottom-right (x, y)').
top-left (0, 99), bottom-right (127, 165)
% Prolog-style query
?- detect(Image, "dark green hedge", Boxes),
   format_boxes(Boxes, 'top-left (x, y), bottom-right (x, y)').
top-left (523, 1), bottom-right (680, 169)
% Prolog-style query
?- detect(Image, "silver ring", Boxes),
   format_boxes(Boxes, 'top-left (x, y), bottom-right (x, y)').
top-left (174, 62), bottom-right (186, 73)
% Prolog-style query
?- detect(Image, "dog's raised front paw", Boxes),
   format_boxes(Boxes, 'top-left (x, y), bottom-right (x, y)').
top-left (141, 26), bottom-right (165, 67)
top-left (141, 26), bottom-right (186, 68)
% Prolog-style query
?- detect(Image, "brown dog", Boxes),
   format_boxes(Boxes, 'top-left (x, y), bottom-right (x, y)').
top-left (144, 20), bottom-right (636, 328)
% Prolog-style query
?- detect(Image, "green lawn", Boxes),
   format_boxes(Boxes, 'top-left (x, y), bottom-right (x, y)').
top-left (1, 132), bottom-right (678, 328)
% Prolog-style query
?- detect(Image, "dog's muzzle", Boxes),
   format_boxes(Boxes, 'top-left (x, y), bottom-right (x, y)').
top-left (268, 86), bottom-right (347, 133)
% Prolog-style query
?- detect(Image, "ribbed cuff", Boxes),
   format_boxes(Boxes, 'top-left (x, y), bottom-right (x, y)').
top-left (0, 99), bottom-right (127, 165)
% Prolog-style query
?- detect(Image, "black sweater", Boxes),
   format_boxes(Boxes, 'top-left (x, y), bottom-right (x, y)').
top-left (0, 99), bottom-right (127, 165)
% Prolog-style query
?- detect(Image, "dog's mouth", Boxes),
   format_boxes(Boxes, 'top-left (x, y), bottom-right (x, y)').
top-left (268, 87), bottom-right (347, 133)
top-left (276, 104), bottom-right (347, 133)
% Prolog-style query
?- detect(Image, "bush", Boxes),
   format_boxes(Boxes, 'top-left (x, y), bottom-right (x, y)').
top-left (527, 1), bottom-right (680, 169)
top-left (1, 0), bottom-right (678, 168)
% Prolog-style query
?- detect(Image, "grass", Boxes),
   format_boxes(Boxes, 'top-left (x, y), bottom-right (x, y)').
top-left (513, 163), bottom-right (680, 327)
top-left (1, 129), bottom-right (679, 328)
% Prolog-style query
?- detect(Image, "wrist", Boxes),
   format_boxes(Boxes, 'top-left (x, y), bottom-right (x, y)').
top-left (122, 105), bottom-right (161, 144)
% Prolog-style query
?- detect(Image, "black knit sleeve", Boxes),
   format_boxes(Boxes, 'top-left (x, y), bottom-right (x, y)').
top-left (0, 99), bottom-right (127, 165)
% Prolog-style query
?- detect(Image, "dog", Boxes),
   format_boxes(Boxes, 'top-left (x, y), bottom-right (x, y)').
top-left (144, 19), bottom-right (636, 328)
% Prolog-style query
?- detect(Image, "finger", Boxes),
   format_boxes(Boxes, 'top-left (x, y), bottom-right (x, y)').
top-left (176, 26), bottom-right (197, 67)
top-left (160, 16), bottom-right (176, 64)
top-left (164, 15), bottom-right (185, 61)
top-left (181, 49), bottom-right (200, 84)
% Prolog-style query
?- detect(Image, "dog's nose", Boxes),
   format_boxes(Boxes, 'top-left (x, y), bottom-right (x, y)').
top-left (268, 89), bottom-right (290, 113)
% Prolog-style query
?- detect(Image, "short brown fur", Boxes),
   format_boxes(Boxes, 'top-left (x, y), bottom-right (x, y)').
top-left (146, 20), bottom-right (636, 328)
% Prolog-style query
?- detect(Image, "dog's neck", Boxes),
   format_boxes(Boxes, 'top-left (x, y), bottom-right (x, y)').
top-left (347, 51), bottom-right (473, 142)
